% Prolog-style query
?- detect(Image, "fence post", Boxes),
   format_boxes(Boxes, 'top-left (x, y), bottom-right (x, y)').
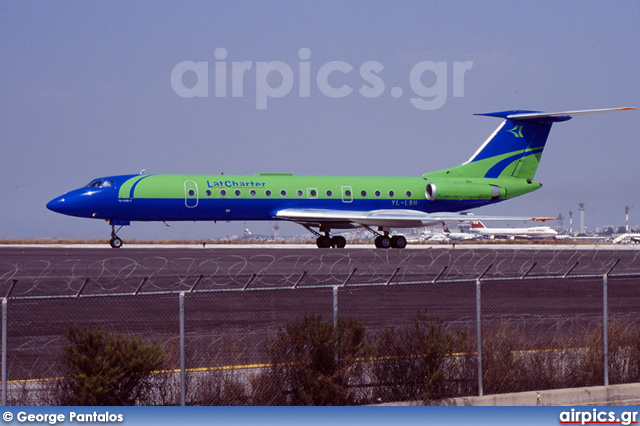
top-left (475, 265), bottom-right (491, 397)
top-left (603, 274), bottom-right (608, 386)
top-left (333, 286), bottom-right (339, 364)
top-left (179, 291), bottom-right (186, 406)
top-left (476, 278), bottom-right (483, 397)
top-left (2, 298), bottom-right (7, 406)
top-left (603, 260), bottom-right (619, 387)
top-left (333, 286), bottom-right (338, 329)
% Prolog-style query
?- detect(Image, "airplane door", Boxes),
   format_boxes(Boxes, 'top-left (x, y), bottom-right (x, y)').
top-left (341, 186), bottom-right (353, 203)
top-left (184, 180), bottom-right (199, 208)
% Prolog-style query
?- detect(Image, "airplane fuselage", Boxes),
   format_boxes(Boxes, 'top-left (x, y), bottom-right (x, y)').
top-left (47, 173), bottom-right (538, 225)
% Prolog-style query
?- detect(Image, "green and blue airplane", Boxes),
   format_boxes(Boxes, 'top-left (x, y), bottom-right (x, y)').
top-left (47, 107), bottom-right (634, 248)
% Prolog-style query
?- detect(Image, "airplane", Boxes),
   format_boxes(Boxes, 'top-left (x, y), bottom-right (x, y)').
top-left (469, 220), bottom-right (558, 239)
top-left (611, 233), bottom-right (640, 244)
top-left (46, 107), bottom-right (635, 249)
top-left (421, 232), bottom-right (448, 243)
top-left (441, 222), bottom-right (477, 241)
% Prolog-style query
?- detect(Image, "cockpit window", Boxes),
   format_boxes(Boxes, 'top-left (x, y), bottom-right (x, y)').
top-left (86, 179), bottom-right (103, 188)
top-left (85, 179), bottom-right (114, 188)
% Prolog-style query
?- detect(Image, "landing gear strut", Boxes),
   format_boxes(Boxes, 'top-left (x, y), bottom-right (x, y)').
top-left (109, 223), bottom-right (123, 249)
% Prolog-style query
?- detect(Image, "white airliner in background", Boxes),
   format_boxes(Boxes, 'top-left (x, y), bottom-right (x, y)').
top-left (611, 233), bottom-right (640, 244)
top-left (469, 220), bottom-right (558, 239)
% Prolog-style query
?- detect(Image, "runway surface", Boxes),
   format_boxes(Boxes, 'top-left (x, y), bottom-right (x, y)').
top-left (2, 245), bottom-right (639, 293)
top-left (1, 245), bottom-right (639, 380)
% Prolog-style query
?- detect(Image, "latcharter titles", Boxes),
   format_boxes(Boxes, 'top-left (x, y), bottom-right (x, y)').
top-left (207, 180), bottom-right (266, 188)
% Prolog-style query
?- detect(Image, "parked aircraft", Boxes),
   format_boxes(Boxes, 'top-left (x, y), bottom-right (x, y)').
top-left (469, 220), bottom-right (558, 239)
top-left (46, 108), bottom-right (634, 248)
top-left (421, 232), bottom-right (448, 243)
top-left (611, 234), bottom-right (640, 244)
top-left (441, 222), bottom-right (477, 241)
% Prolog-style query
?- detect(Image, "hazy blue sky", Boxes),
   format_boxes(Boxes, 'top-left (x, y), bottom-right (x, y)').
top-left (1, 1), bottom-right (638, 240)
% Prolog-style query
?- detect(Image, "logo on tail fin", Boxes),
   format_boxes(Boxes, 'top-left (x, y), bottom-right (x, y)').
top-left (506, 125), bottom-right (523, 138)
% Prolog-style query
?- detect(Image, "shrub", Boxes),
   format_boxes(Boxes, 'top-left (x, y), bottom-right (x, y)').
top-left (56, 325), bottom-right (165, 405)
top-left (257, 315), bottom-right (371, 405)
top-left (370, 312), bottom-right (468, 403)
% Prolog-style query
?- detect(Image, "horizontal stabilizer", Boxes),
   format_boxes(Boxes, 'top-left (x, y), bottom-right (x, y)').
top-left (476, 107), bottom-right (636, 122)
top-left (507, 107), bottom-right (636, 120)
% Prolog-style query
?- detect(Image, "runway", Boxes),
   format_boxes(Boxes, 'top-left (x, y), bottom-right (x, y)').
top-left (1, 245), bottom-right (639, 381)
top-left (2, 245), bottom-right (639, 294)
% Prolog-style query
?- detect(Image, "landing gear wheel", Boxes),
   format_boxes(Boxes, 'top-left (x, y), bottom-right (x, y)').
top-left (316, 235), bottom-right (332, 248)
top-left (331, 236), bottom-right (346, 248)
top-left (391, 235), bottom-right (407, 249)
top-left (374, 235), bottom-right (392, 249)
top-left (109, 237), bottom-right (123, 249)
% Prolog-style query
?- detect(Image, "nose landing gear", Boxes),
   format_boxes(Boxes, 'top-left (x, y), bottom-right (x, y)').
top-left (108, 221), bottom-right (127, 248)
top-left (110, 235), bottom-right (123, 249)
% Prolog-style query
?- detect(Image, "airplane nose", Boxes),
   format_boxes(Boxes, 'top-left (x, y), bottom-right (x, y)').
top-left (46, 196), bottom-right (68, 214)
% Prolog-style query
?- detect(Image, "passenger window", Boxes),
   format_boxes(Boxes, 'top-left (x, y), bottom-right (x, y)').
top-left (296, 189), bottom-right (303, 197)
top-left (220, 189), bottom-right (227, 196)
top-left (188, 189), bottom-right (195, 196)
top-left (206, 189), bottom-right (212, 196)
top-left (280, 190), bottom-right (287, 197)
top-left (361, 190), bottom-right (367, 197)
top-left (374, 190), bottom-right (381, 197)
top-left (405, 190), bottom-right (412, 197)
top-left (234, 189), bottom-right (241, 196)
top-left (250, 189), bottom-right (257, 197)
top-left (308, 189), bottom-right (318, 198)
top-left (345, 189), bottom-right (352, 197)
top-left (389, 190), bottom-right (395, 197)
top-left (326, 190), bottom-right (333, 197)
top-left (265, 189), bottom-right (272, 196)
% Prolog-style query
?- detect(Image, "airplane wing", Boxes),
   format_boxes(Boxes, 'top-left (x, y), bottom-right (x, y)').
top-left (275, 208), bottom-right (555, 230)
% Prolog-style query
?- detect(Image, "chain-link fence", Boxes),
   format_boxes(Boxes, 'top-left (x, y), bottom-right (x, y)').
top-left (1, 248), bottom-right (639, 405)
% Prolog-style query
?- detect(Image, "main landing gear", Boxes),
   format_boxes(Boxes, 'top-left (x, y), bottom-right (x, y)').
top-left (374, 234), bottom-right (407, 249)
top-left (305, 227), bottom-right (347, 248)
top-left (370, 227), bottom-right (407, 249)
top-left (305, 226), bottom-right (407, 249)
top-left (316, 234), bottom-right (347, 249)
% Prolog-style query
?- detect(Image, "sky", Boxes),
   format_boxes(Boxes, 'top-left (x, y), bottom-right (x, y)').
top-left (1, 1), bottom-right (639, 241)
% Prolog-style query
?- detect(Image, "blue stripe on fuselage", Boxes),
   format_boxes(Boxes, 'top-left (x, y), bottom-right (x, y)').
top-left (105, 197), bottom-right (503, 222)
top-left (129, 175), bottom-right (152, 199)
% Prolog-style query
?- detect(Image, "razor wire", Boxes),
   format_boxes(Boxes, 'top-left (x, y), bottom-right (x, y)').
top-left (1, 247), bottom-right (639, 297)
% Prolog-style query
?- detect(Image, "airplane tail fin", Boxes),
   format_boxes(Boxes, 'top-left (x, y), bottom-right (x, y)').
top-left (471, 220), bottom-right (486, 229)
top-left (442, 108), bottom-right (635, 180)
top-left (441, 221), bottom-right (451, 233)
